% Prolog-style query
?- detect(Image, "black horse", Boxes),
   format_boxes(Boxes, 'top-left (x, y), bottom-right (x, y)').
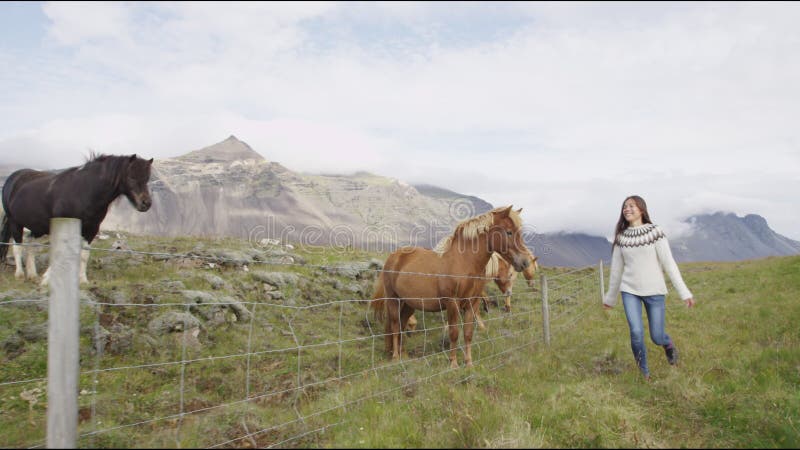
top-left (1, 153), bottom-right (153, 283)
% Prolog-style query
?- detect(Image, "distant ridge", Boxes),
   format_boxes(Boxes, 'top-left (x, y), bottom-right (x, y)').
top-left (671, 212), bottom-right (800, 262)
top-left (527, 232), bottom-right (612, 268)
top-left (2, 138), bottom-right (797, 267)
top-left (526, 213), bottom-right (800, 267)
top-left (412, 184), bottom-right (494, 216)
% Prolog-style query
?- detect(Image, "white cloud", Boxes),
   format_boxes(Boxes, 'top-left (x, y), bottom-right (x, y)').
top-left (43, 2), bottom-right (132, 45)
top-left (2, 2), bottom-right (799, 240)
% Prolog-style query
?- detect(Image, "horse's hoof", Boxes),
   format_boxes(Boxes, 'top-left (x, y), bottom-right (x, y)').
top-left (27, 274), bottom-right (40, 282)
top-left (14, 272), bottom-right (25, 280)
top-left (466, 362), bottom-right (474, 368)
top-left (450, 362), bottom-right (459, 369)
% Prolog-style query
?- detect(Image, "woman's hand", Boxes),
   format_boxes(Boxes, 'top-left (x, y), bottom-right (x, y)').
top-left (685, 297), bottom-right (695, 308)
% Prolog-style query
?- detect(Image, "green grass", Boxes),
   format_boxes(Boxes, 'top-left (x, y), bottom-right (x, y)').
top-left (321, 256), bottom-right (800, 449)
top-left (0, 234), bottom-right (798, 448)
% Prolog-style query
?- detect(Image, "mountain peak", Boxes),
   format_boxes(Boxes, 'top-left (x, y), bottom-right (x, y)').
top-left (676, 211), bottom-right (800, 262)
top-left (743, 213), bottom-right (768, 229)
top-left (176, 136), bottom-right (265, 163)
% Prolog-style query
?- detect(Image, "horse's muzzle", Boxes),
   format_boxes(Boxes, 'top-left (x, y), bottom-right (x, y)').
top-left (137, 198), bottom-right (152, 212)
top-left (512, 255), bottom-right (530, 272)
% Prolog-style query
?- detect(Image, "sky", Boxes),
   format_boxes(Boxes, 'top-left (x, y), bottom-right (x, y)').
top-left (1, 1), bottom-right (799, 241)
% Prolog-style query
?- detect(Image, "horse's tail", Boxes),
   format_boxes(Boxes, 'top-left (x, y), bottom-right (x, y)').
top-left (370, 272), bottom-right (386, 323)
top-left (1, 171), bottom-right (19, 262)
top-left (0, 209), bottom-right (9, 262)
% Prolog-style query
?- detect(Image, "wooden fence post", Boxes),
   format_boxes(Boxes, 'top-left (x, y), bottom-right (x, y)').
top-left (540, 274), bottom-right (550, 347)
top-left (599, 259), bottom-right (605, 301)
top-left (47, 218), bottom-right (81, 449)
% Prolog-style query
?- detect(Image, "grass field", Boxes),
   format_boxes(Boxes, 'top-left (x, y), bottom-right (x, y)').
top-left (319, 255), bottom-right (800, 449)
top-left (0, 234), bottom-right (797, 448)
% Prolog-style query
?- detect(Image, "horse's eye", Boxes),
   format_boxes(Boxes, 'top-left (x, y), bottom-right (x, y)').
top-left (506, 231), bottom-right (513, 237)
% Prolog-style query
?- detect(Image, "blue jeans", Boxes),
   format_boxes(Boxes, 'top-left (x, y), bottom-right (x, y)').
top-left (621, 292), bottom-right (673, 376)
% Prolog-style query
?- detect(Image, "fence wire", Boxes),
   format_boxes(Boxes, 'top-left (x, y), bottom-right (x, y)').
top-left (0, 240), bottom-right (602, 448)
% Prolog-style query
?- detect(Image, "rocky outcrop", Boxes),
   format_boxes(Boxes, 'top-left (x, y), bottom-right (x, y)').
top-left (101, 136), bottom-right (489, 249)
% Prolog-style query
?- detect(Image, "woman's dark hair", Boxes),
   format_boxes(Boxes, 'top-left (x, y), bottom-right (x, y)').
top-left (612, 195), bottom-right (652, 247)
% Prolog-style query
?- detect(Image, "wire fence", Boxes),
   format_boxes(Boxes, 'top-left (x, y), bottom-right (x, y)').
top-left (0, 234), bottom-right (604, 448)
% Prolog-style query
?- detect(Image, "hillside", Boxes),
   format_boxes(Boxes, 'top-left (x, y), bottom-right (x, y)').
top-left (99, 136), bottom-right (490, 249)
top-left (1, 138), bottom-right (797, 266)
top-left (0, 233), bottom-right (797, 448)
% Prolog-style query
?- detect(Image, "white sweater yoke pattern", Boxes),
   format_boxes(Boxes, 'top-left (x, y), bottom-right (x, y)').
top-left (603, 224), bottom-right (693, 306)
top-left (616, 223), bottom-right (666, 248)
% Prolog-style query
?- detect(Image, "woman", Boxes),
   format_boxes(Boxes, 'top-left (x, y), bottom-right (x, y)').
top-left (603, 195), bottom-right (695, 381)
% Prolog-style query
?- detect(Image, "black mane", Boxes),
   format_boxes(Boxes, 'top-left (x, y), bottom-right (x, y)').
top-left (85, 152), bottom-right (116, 163)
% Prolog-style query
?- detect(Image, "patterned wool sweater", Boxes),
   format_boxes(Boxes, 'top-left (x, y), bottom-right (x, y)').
top-left (603, 223), bottom-right (693, 307)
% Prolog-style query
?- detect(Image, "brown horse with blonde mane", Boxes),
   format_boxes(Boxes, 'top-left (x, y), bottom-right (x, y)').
top-left (489, 246), bottom-right (540, 312)
top-left (400, 246), bottom-right (540, 332)
top-left (370, 205), bottom-right (531, 368)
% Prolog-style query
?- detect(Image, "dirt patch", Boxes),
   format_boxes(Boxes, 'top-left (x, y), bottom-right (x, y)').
top-left (592, 352), bottom-right (624, 375)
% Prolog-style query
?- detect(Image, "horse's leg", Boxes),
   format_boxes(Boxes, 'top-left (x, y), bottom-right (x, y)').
top-left (8, 224), bottom-right (25, 279)
top-left (40, 265), bottom-right (51, 287)
top-left (383, 315), bottom-right (393, 356)
top-left (504, 294), bottom-right (512, 312)
top-left (11, 238), bottom-right (25, 280)
top-left (485, 288), bottom-right (498, 308)
top-left (445, 302), bottom-right (460, 369)
top-left (399, 304), bottom-right (415, 356)
top-left (385, 299), bottom-right (402, 361)
top-left (24, 239), bottom-right (38, 281)
top-left (475, 298), bottom-right (487, 331)
top-left (40, 240), bottom-right (51, 287)
top-left (78, 240), bottom-right (90, 284)
top-left (463, 299), bottom-right (480, 368)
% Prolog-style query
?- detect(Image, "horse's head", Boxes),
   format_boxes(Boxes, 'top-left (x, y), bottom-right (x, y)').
top-left (494, 260), bottom-right (518, 295)
top-left (522, 249), bottom-right (539, 288)
top-left (487, 205), bottom-right (531, 273)
top-left (123, 154), bottom-right (153, 212)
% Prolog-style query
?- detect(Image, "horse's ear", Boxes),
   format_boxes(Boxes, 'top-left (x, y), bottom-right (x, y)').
top-left (148, 158), bottom-right (153, 165)
top-left (129, 154), bottom-right (137, 162)
top-left (501, 205), bottom-right (513, 217)
top-left (516, 207), bottom-right (523, 214)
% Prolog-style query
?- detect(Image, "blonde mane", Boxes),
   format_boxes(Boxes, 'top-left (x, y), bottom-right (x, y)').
top-left (485, 252), bottom-right (501, 276)
top-left (433, 206), bottom-right (522, 256)
top-left (486, 253), bottom-right (520, 282)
